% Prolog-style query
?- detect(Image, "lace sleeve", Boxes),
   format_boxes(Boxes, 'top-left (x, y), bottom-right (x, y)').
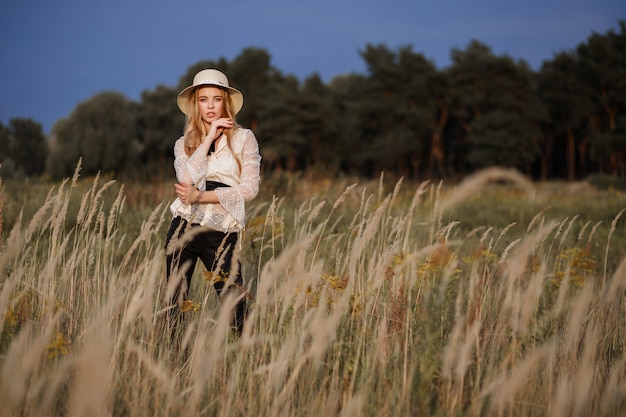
top-left (215, 129), bottom-right (262, 224)
top-left (173, 136), bottom-right (212, 186)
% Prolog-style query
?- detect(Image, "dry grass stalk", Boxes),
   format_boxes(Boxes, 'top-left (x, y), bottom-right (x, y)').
top-left (67, 316), bottom-right (114, 417)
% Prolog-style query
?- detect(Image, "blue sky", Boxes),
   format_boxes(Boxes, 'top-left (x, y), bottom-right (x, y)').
top-left (0, 0), bottom-right (623, 134)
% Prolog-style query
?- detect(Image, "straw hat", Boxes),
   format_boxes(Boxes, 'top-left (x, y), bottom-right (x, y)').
top-left (177, 69), bottom-right (244, 115)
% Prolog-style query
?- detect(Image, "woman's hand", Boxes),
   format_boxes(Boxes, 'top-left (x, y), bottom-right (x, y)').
top-left (175, 182), bottom-right (200, 205)
top-left (206, 118), bottom-right (233, 143)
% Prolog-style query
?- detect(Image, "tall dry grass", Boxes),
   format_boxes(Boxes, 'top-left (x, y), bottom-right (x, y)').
top-left (0, 165), bottom-right (625, 416)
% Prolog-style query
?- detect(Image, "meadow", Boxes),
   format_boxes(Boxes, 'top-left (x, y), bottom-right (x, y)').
top-left (1, 164), bottom-right (625, 417)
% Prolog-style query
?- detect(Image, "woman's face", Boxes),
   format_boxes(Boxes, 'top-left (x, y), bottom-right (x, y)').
top-left (196, 86), bottom-right (225, 126)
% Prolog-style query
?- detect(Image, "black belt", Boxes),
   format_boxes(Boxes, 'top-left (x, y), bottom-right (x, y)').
top-left (206, 180), bottom-right (229, 191)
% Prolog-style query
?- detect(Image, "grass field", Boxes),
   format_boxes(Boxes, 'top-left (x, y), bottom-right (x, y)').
top-left (1, 165), bottom-right (625, 417)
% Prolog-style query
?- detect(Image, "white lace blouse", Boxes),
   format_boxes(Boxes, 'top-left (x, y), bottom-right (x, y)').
top-left (169, 128), bottom-right (261, 232)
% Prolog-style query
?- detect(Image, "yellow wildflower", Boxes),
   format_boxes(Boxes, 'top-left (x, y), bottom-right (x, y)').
top-left (47, 332), bottom-right (69, 359)
top-left (181, 299), bottom-right (201, 313)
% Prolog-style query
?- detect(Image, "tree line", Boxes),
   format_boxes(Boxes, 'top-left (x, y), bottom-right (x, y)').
top-left (1, 20), bottom-right (624, 182)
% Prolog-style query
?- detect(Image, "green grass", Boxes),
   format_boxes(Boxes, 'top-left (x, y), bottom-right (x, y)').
top-left (1, 166), bottom-right (625, 416)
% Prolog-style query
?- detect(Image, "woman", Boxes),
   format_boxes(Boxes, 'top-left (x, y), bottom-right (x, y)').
top-left (164, 68), bottom-right (261, 335)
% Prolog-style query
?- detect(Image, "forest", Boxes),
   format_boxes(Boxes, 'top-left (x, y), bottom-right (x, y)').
top-left (1, 20), bottom-right (624, 183)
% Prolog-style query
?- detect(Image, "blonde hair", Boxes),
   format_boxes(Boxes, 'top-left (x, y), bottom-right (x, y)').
top-left (183, 87), bottom-right (242, 173)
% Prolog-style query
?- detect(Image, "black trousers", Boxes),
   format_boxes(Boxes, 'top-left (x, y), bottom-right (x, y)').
top-left (164, 216), bottom-right (247, 334)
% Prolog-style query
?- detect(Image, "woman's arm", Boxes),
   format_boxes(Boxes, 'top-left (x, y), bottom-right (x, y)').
top-left (175, 183), bottom-right (218, 204)
top-left (173, 136), bottom-right (213, 185)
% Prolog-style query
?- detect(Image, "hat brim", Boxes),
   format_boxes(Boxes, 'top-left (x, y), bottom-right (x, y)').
top-left (177, 84), bottom-right (243, 116)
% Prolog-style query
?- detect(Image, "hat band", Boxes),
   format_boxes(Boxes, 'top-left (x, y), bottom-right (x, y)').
top-left (196, 79), bottom-right (227, 87)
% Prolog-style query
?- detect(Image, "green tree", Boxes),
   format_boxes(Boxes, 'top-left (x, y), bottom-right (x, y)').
top-left (9, 118), bottom-right (48, 177)
top-left (257, 74), bottom-right (304, 171)
top-left (468, 59), bottom-right (544, 173)
top-left (0, 122), bottom-right (13, 178)
top-left (577, 20), bottom-right (626, 176)
top-left (47, 92), bottom-right (138, 179)
top-left (355, 44), bottom-right (436, 179)
top-left (448, 41), bottom-right (544, 175)
top-left (0, 122), bottom-right (10, 160)
top-left (427, 70), bottom-right (451, 180)
top-left (538, 51), bottom-right (592, 180)
top-left (327, 73), bottom-right (368, 174)
top-left (394, 46), bottom-right (440, 180)
top-left (359, 44), bottom-right (405, 176)
top-left (136, 85), bottom-right (182, 179)
top-left (447, 40), bottom-right (493, 173)
top-left (0, 118), bottom-right (47, 178)
top-left (298, 74), bottom-right (342, 173)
